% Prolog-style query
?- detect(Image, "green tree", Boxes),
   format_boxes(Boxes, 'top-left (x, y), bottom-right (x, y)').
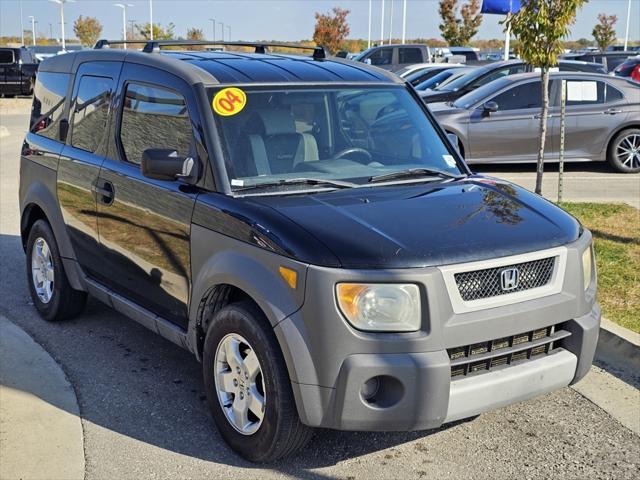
top-left (506, 0), bottom-right (586, 195)
top-left (312, 7), bottom-right (350, 54)
top-left (592, 13), bottom-right (617, 52)
top-left (73, 16), bottom-right (102, 47)
top-left (136, 22), bottom-right (175, 41)
top-left (438, 0), bottom-right (483, 46)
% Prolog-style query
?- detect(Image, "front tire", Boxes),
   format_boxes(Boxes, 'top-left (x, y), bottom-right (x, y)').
top-left (203, 301), bottom-right (313, 462)
top-left (26, 220), bottom-right (87, 321)
top-left (608, 128), bottom-right (640, 173)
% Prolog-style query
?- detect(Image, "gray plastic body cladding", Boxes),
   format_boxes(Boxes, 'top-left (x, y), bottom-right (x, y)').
top-left (188, 223), bottom-right (308, 357)
top-left (280, 232), bottom-right (598, 429)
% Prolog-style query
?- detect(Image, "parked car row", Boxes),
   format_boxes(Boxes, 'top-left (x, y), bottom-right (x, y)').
top-left (389, 56), bottom-right (639, 173)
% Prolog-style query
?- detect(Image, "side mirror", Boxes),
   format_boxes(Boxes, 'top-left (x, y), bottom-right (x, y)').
top-left (483, 101), bottom-right (499, 113)
top-left (141, 148), bottom-right (197, 182)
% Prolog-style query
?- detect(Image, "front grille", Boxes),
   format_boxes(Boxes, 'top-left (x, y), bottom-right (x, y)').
top-left (448, 324), bottom-right (570, 379)
top-left (454, 257), bottom-right (556, 302)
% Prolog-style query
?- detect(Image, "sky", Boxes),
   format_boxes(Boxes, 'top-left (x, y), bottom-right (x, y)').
top-left (1, 0), bottom-right (639, 44)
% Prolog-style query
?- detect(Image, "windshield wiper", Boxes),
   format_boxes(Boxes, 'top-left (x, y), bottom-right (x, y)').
top-left (233, 177), bottom-right (358, 192)
top-left (368, 168), bottom-right (465, 184)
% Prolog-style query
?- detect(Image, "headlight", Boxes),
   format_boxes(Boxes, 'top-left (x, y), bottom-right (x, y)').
top-left (336, 283), bottom-right (421, 332)
top-left (582, 244), bottom-right (594, 291)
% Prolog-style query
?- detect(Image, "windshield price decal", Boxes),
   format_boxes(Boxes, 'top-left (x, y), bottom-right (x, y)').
top-left (212, 87), bottom-right (247, 116)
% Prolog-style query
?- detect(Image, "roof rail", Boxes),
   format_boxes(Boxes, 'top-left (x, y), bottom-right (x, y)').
top-left (93, 39), bottom-right (329, 60)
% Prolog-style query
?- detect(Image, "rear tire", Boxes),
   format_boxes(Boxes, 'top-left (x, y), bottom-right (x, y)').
top-left (608, 128), bottom-right (640, 173)
top-left (203, 301), bottom-right (313, 462)
top-left (26, 220), bottom-right (87, 321)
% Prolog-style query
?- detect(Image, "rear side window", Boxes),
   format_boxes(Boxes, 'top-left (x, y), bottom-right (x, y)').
top-left (30, 71), bottom-right (70, 140)
top-left (492, 81), bottom-right (542, 110)
top-left (565, 80), bottom-right (605, 106)
top-left (398, 48), bottom-right (422, 64)
top-left (119, 83), bottom-right (192, 165)
top-left (71, 76), bottom-right (113, 153)
top-left (0, 49), bottom-right (15, 64)
top-left (368, 48), bottom-right (393, 66)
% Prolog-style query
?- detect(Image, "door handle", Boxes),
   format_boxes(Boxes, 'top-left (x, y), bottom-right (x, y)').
top-left (604, 108), bottom-right (622, 115)
top-left (92, 181), bottom-right (114, 205)
top-left (533, 113), bottom-right (554, 119)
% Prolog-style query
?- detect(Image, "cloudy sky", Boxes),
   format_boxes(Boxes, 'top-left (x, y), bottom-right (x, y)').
top-left (1, 0), bottom-right (638, 43)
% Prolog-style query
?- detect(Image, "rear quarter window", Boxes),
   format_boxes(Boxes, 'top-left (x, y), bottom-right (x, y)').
top-left (30, 71), bottom-right (70, 141)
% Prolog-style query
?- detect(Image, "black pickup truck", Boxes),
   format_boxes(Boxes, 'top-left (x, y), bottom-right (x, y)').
top-left (0, 47), bottom-right (38, 97)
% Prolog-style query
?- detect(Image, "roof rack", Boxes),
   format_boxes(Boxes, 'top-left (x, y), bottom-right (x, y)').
top-left (93, 39), bottom-right (329, 60)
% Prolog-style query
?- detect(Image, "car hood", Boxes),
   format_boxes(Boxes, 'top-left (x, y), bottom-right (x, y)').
top-left (255, 177), bottom-right (580, 268)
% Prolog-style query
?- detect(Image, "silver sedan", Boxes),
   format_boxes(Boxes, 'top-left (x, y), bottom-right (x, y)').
top-left (431, 72), bottom-right (640, 173)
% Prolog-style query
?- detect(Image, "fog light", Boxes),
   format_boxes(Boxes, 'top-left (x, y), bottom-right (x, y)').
top-left (361, 377), bottom-right (381, 402)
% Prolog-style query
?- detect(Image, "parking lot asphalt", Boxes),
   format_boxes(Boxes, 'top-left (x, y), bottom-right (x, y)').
top-left (1, 104), bottom-right (639, 479)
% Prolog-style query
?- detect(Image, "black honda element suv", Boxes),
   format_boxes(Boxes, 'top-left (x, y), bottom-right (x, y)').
top-left (20, 39), bottom-right (600, 462)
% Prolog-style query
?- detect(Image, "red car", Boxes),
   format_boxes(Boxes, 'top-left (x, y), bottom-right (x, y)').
top-left (614, 56), bottom-right (640, 82)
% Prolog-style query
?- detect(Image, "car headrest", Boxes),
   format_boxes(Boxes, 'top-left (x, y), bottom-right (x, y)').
top-left (256, 109), bottom-right (297, 136)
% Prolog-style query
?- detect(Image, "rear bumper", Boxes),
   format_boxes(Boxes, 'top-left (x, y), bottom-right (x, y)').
top-left (289, 303), bottom-right (600, 431)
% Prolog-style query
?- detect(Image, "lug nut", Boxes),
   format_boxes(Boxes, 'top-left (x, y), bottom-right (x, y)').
top-left (233, 379), bottom-right (238, 387)
top-left (239, 392), bottom-right (244, 400)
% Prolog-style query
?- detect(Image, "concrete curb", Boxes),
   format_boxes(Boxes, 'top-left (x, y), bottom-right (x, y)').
top-left (0, 315), bottom-right (85, 480)
top-left (595, 318), bottom-right (640, 374)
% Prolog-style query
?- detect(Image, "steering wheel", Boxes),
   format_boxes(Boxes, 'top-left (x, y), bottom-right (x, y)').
top-left (332, 147), bottom-right (373, 162)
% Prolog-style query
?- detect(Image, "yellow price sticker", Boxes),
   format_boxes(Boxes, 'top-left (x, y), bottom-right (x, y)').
top-left (212, 87), bottom-right (247, 116)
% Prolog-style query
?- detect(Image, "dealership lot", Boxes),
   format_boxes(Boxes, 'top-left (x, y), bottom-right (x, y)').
top-left (1, 98), bottom-right (639, 479)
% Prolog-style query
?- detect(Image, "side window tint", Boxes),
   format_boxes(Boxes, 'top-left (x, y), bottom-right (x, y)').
top-left (493, 82), bottom-right (542, 110)
top-left (399, 48), bottom-right (422, 64)
top-left (71, 76), bottom-right (113, 153)
top-left (120, 83), bottom-right (192, 165)
top-left (369, 48), bottom-right (393, 66)
top-left (565, 80), bottom-right (605, 106)
top-left (605, 84), bottom-right (624, 103)
top-left (30, 71), bottom-right (70, 140)
top-left (472, 68), bottom-right (511, 88)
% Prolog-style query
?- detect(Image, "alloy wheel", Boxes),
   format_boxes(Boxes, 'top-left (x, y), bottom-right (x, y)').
top-left (616, 133), bottom-right (640, 169)
top-left (214, 333), bottom-right (266, 435)
top-left (31, 237), bottom-right (54, 303)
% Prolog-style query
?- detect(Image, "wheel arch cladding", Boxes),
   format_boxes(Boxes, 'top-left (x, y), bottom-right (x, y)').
top-left (189, 223), bottom-right (308, 360)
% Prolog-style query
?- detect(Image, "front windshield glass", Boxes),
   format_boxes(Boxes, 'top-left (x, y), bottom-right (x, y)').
top-left (434, 67), bottom-right (485, 91)
top-left (415, 69), bottom-right (460, 91)
top-left (211, 86), bottom-right (462, 192)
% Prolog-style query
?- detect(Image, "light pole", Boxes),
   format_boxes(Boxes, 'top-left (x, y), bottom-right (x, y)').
top-left (226, 25), bottom-right (230, 42)
top-left (114, 4), bottom-right (134, 41)
top-left (389, 0), bottom-right (394, 44)
top-left (20, 0), bottom-right (25, 45)
top-left (29, 16), bottom-right (37, 46)
top-left (219, 22), bottom-right (224, 41)
top-left (129, 19), bottom-right (136, 39)
top-left (401, 0), bottom-right (406, 44)
top-left (624, 0), bottom-right (631, 51)
top-left (367, 0), bottom-right (372, 48)
top-left (209, 18), bottom-right (216, 41)
top-left (48, 0), bottom-right (74, 51)
top-left (380, 0), bottom-right (385, 45)
top-left (49, 23), bottom-right (53, 41)
top-left (148, 0), bottom-right (153, 40)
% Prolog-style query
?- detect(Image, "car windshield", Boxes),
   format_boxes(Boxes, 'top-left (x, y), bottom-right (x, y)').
top-left (432, 68), bottom-right (478, 91)
top-left (211, 85), bottom-right (462, 193)
top-left (452, 77), bottom-right (513, 109)
top-left (415, 69), bottom-right (460, 91)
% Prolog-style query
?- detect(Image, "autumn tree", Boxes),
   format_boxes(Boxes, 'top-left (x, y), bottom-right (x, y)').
top-left (312, 7), bottom-right (350, 54)
top-left (506, 0), bottom-right (586, 195)
top-left (592, 13), bottom-right (617, 52)
top-left (136, 22), bottom-right (175, 41)
top-left (438, 0), bottom-right (483, 46)
top-left (186, 27), bottom-right (205, 50)
top-left (73, 16), bottom-right (102, 47)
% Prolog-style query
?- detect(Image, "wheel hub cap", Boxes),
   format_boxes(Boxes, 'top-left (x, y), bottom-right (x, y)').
top-left (214, 333), bottom-right (265, 435)
top-left (31, 237), bottom-right (54, 304)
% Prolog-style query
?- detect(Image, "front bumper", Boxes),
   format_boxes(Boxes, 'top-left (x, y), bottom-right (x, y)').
top-left (285, 304), bottom-right (599, 431)
top-left (274, 232), bottom-right (599, 431)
